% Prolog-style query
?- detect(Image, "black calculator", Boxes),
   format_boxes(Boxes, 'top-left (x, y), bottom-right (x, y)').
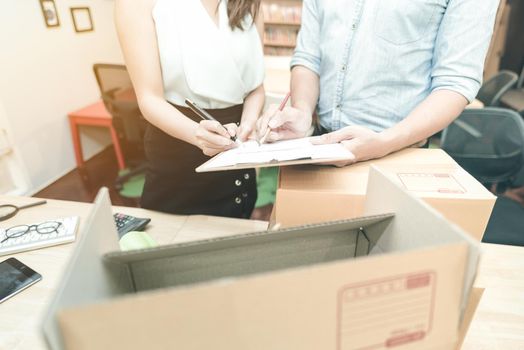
top-left (113, 213), bottom-right (151, 238)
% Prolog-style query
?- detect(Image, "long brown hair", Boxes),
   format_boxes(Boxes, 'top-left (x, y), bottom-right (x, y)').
top-left (226, 0), bottom-right (261, 30)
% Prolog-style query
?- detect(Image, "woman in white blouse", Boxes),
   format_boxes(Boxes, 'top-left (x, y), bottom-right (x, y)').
top-left (115, 0), bottom-right (265, 217)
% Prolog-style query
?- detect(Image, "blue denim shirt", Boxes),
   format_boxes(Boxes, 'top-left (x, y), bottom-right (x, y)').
top-left (291, 0), bottom-right (500, 132)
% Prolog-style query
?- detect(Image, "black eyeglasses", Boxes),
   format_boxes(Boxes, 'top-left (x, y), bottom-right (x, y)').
top-left (1, 221), bottom-right (62, 244)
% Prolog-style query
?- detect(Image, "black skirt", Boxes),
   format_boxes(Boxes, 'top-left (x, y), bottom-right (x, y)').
top-left (140, 104), bottom-right (257, 218)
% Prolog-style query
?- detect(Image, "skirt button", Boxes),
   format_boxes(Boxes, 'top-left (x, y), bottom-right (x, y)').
top-left (235, 197), bottom-right (242, 204)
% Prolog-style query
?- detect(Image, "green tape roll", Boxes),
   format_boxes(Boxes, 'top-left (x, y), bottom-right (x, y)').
top-left (119, 231), bottom-right (158, 251)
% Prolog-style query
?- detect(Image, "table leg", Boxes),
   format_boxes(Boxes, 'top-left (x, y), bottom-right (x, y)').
top-left (109, 125), bottom-right (126, 170)
top-left (68, 117), bottom-right (85, 169)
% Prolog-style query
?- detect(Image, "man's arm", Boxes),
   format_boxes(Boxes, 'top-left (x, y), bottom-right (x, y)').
top-left (291, 66), bottom-right (319, 123)
top-left (257, 0), bottom-right (320, 142)
top-left (315, 90), bottom-right (468, 164)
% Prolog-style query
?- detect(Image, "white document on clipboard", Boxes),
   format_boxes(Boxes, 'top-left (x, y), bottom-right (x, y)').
top-left (196, 137), bottom-right (354, 172)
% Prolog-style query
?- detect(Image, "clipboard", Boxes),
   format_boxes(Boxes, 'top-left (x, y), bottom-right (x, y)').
top-left (196, 138), bottom-right (355, 173)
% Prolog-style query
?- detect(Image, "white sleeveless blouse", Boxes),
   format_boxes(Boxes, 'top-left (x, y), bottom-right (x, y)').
top-left (152, 0), bottom-right (265, 109)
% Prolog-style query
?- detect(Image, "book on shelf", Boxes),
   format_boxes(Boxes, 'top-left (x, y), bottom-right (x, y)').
top-left (262, 0), bottom-right (302, 56)
top-left (262, 2), bottom-right (302, 24)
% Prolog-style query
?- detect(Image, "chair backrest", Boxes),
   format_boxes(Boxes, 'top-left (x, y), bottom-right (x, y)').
top-left (518, 64), bottom-right (524, 89)
top-left (93, 64), bottom-right (133, 98)
top-left (441, 107), bottom-right (524, 184)
top-left (93, 64), bottom-right (145, 158)
top-left (476, 70), bottom-right (518, 106)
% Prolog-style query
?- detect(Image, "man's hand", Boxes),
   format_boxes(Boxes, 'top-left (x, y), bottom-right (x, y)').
top-left (195, 121), bottom-right (237, 157)
top-left (312, 125), bottom-right (389, 166)
top-left (256, 104), bottom-right (312, 143)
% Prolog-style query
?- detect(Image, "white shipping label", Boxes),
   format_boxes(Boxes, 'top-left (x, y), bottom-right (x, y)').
top-left (397, 173), bottom-right (466, 194)
top-left (337, 271), bottom-right (436, 350)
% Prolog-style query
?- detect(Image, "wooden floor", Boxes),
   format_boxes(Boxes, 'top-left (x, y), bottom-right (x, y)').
top-left (34, 146), bottom-right (139, 207)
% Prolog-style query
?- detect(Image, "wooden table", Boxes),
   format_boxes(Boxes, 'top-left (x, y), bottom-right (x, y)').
top-left (0, 196), bottom-right (522, 350)
top-left (461, 242), bottom-right (524, 350)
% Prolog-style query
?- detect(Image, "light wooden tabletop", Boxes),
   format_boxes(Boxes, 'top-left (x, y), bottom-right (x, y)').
top-left (0, 196), bottom-right (522, 350)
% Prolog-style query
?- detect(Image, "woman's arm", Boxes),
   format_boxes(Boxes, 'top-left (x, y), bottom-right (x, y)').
top-left (115, 0), bottom-right (235, 155)
top-left (237, 7), bottom-right (266, 141)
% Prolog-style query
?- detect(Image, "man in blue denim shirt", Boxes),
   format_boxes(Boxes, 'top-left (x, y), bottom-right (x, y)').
top-left (258, 0), bottom-right (500, 165)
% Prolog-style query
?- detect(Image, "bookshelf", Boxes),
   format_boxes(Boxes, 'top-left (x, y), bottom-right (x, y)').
top-left (262, 0), bottom-right (302, 56)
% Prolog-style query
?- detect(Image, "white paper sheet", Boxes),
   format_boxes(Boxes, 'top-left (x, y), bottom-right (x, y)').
top-left (198, 137), bottom-right (354, 171)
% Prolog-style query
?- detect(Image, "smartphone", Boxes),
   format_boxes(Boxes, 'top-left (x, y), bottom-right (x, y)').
top-left (0, 257), bottom-right (42, 304)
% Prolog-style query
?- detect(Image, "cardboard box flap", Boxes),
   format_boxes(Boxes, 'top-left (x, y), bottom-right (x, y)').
top-left (57, 240), bottom-right (471, 350)
top-left (365, 166), bottom-right (481, 320)
top-left (41, 189), bottom-right (127, 350)
top-left (456, 287), bottom-right (485, 349)
top-left (104, 214), bottom-right (394, 292)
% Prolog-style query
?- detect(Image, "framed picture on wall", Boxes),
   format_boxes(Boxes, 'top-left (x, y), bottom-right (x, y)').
top-left (39, 0), bottom-right (60, 28)
top-left (70, 7), bottom-right (94, 33)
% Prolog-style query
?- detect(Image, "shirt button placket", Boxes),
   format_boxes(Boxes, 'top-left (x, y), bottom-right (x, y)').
top-left (334, 21), bottom-right (356, 131)
top-left (333, 1), bottom-right (364, 132)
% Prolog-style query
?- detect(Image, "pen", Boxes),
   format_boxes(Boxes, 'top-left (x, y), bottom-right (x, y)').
top-left (185, 98), bottom-right (237, 142)
top-left (259, 92), bottom-right (291, 145)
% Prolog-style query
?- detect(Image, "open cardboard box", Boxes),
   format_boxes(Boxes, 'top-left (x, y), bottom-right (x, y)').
top-left (43, 167), bottom-right (482, 350)
top-left (275, 148), bottom-right (496, 241)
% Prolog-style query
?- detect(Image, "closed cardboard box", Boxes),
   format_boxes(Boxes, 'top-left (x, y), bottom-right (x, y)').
top-left (275, 148), bottom-right (496, 241)
top-left (43, 168), bottom-right (481, 350)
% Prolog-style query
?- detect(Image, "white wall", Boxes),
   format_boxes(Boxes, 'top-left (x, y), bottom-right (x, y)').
top-left (0, 0), bottom-right (124, 194)
top-left (0, 99), bottom-right (30, 195)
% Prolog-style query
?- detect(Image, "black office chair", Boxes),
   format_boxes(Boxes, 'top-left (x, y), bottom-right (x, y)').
top-left (441, 108), bottom-right (524, 192)
top-left (93, 64), bottom-right (146, 198)
top-left (483, 195), bottom-right (524, 246)
top-left (500, 64), bottom-right (524, 114)
top-left (476, 70), bottom-right (518, 107)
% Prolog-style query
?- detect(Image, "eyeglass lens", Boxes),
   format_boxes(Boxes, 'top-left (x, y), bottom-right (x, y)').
top-left (5, 225), bottom-right (29, 238)
top-left (37, 222), bottom-right (62, 234)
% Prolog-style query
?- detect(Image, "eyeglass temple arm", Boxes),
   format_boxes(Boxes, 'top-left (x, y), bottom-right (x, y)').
top-left (18, 200), bottom-right (47, 210)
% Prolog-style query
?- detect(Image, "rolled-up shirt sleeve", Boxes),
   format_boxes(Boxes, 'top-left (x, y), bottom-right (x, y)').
top-left (431, 0), bottom-right (499, 102)
top-left (290, 0), bottom-right (321, 75)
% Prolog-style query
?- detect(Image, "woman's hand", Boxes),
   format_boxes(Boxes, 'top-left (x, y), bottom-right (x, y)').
top-left (195, 120), bottom-right (238, 156)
